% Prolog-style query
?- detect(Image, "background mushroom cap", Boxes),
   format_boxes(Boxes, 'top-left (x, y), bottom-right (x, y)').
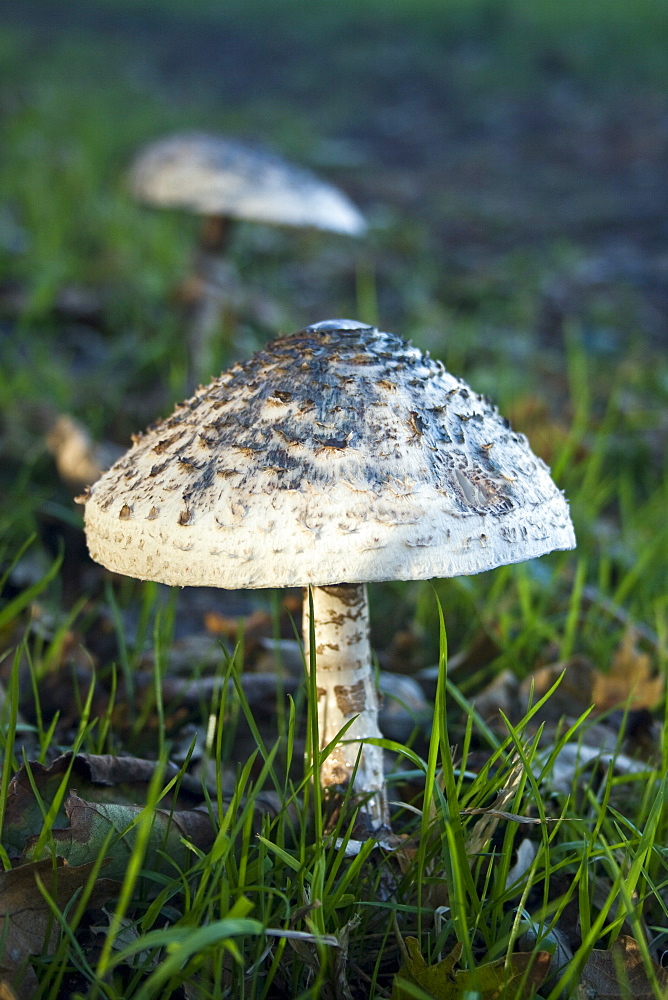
top-left (128, 132), bottom-right (367, 236)
top-left (83, 320), bottom-right (576, 588)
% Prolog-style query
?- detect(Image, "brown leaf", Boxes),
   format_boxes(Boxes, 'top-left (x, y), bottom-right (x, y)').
top-left (392, 937), bottom-right (551, 1000)
top-left (0, 858), bottom-right (115, 1000)
top-left (580, 935), bottom-right (668, 999)
top-left (459, 952), bottom-right (551, 1000)
top-left (592, 630), bottom-right (663, 711)
top-left (204, 608), bottom-right (272, 640)
top-left (392, 937), bottom-right (462, 999)
top-left (2, 752), bottom-right (205, 857)
top-left (23, 791), bottom-right (215, 881)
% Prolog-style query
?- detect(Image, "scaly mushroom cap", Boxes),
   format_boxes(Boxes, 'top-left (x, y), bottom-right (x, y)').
top-left (82, 320), bottom-right (575, 588)
top-left (129, 132), bottom-right (367, 236)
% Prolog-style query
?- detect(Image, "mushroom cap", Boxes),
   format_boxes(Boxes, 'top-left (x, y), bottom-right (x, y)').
top-left (128, 132), bottom-right (367, 236)
top-left (83, 320), bottom-right (575, 589)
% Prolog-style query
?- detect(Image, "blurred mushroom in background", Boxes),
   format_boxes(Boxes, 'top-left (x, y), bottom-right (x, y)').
top-left (129, 133), bottom-right (367, 381)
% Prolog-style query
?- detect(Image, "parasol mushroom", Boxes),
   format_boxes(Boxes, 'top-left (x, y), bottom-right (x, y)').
top-left (128, 132), bottom-right (367, 380)
top-left (129, 131), bottom-right (367, 245)
top-left (79, 320), bottom-right (575, 830)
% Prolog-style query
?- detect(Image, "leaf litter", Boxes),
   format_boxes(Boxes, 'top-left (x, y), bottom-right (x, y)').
top-left (0, 858), bottom-right (117, 1000)
top-left (2, 579), bottom-right (665, 996)
top-left (2, 752), bottom-right (209, 858)
top-left (580, 936), bottom-right (668, 1000)
top-left (392, 937), bottom-right (551, 1000)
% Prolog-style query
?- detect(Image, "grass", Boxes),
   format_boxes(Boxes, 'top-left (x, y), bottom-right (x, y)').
top-left (1, 0), bottom-right (668, 996)
top-left (1, 593), bottom-right (667, 998)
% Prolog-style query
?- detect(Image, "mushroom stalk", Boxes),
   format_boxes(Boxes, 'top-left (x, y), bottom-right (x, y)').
top-left (200, 214), bottom-right (235, 254)
top-left (303, 583), bottom-right (389, 830)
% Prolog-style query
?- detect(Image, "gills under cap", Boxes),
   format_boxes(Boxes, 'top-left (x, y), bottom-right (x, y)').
top-left (129, 132), bottom-right (367, 236)
top-left (82, 321), bottom-right (575, 588)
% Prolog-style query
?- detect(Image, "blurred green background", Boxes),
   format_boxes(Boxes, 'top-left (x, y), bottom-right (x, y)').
top-left (1, 0), bottom-right (667, 659)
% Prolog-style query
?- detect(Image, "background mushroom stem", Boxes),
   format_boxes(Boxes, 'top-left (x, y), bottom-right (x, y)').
top-left (188, 218), bottom-right (238, 384)
top-left (303, 583), bottom-right (389, 830)
top-left (199, 214), bottom-right (236, 254)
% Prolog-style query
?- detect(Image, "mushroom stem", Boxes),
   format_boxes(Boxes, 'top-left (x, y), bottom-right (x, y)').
top-left (303, 583), bottom-right (389, 830)
top-left (200, 214), bottom-right (236, 254)
top-left (188, 218), bottom-right (238, 387)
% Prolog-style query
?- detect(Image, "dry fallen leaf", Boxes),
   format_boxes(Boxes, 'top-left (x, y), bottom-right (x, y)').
top-left (592, 630), bottom-right (663, 711)
top-left (333, 913), bottom-right (362, 1000)
top-left (392, 938), bottom-right (461, 1000)
top-left (518, 630), bottom-right (662, 732)
top-left (0, 858), bottom-right (115, 1000)
top-left (23, 791), bottom-right (215, 881)
top-left (2, 752), bottom-right (205, 857)
top-left (204, 607), bottom-right (272, 640)
top-left (579, 935), bottom-right (668, 1000)
top-left (392, 937), bottom-right (551, 1000)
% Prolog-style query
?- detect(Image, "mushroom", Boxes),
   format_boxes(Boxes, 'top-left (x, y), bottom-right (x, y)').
top-left (79, 320), bottom-right (576, 831)
top-left (129, 133), bottom-right (367, 380)
top-left (129, 132), bottom-right (367, 245)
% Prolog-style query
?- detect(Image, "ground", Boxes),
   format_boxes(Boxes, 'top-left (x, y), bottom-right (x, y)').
top-left (1, 2), bottom-right (667, 998)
